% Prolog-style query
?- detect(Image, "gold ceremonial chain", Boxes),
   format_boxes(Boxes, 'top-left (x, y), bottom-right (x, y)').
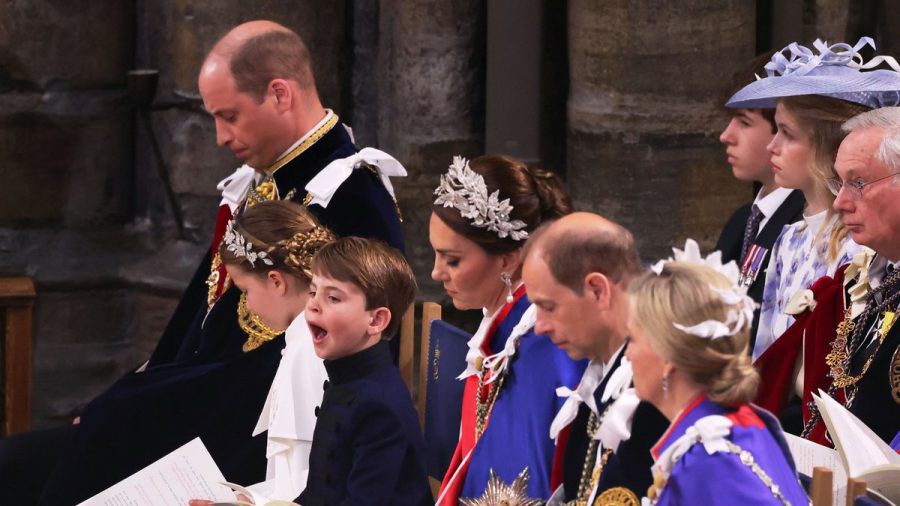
top-left (826, 308), bottom-right (892, 392)
top-left (567, 399), bottom-right (617, 506)
top-left (569, 412), bottom-right (601, 506)
top-left (803, 268), bottom-right (900, 437)
top-left (474, 367), bottom-right (506, 440)
top-left (206, 252), bottom-right (225, 309)
top-left (646, 440), bottom-right (792, 506)
top-left (238, 294), bottom-right (283, 352)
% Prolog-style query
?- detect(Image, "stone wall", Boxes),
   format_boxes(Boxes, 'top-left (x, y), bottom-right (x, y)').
top-left (2, 0), bottom-right (898, 429)
top-left (1, 0), bottom-right (139, 427)
top-left (567, 0), bottom-right (756, 260)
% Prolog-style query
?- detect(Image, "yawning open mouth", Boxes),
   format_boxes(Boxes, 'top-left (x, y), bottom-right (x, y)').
top-left (308, 322), bottom-right (328, 344)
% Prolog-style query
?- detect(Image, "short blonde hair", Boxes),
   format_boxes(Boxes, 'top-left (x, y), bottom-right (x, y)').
top-left (628, 262), bottom-right (758, 406)
top-left (311, 237), bottom-right (416, 339)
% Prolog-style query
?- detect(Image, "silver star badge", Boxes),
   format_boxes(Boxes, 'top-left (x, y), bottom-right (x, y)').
top-left (459, 467), bottom-right (542, 506)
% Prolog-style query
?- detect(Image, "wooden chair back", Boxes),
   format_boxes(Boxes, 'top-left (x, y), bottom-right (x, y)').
top-left (398, 301), bottom-right (443, 426)
top-left (0, 277), bottom-right (35, 437)
top-left (810, 466), bottom-right (833, 506)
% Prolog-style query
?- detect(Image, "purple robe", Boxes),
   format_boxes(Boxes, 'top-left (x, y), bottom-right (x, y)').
top-left (650, 396), bottom-right (809, 506)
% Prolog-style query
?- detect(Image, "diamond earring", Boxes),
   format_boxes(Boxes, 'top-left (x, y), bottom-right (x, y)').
top-left (500, 271), bottom-right (513, 304)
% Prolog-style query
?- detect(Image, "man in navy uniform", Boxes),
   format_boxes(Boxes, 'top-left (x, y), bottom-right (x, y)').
top-left (0, 21), bottom-right (406, 505)
top-left (522, 212), bottom-right (669, 505)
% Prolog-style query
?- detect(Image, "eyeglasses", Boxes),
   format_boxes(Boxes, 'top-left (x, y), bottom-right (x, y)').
top-left (826, 171), bottom-right (900, 198)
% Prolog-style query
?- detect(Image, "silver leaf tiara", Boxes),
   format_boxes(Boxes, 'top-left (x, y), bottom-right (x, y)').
top-left (433, 156), bottom-right (529, 241)
top-left (651, 239), bottom-right (755, 340)
top-left (223, 219), bottom-right (274, 267)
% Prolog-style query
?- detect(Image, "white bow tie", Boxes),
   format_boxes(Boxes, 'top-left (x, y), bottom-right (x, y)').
top-left (216, 164), bottom-right (258, 212)
top-left (549, 361), bottom-right (605, 440)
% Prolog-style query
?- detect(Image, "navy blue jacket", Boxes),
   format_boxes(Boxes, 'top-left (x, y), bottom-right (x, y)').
top-left (561, 344), bottom-right (668, 502)
top-left (38, 122), bottom-right (406, 505)
top-left (298, 342), bottom-right (432, 506)
top-left (715, 190), bottom-right (804, 345)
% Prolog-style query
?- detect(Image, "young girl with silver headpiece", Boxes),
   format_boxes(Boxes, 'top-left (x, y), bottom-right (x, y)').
top-left (191, 200), bottom-right (334, 505)
top-left (626, 240), bottom-right (809, 506)
top-left (429, 155), bottom-right (586, 504)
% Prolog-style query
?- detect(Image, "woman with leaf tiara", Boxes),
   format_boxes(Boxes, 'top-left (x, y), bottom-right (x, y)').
top-left (625, 240), bottom-right (809, 506)
top-left (429, 155), bottom-right (586, 504)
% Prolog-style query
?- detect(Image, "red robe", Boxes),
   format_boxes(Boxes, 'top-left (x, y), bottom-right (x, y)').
top-left (754, 264), bottom-right (850, 446)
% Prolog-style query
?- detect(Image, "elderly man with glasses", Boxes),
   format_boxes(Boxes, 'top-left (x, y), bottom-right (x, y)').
top-left (755, 107), bottom-right (900, 446)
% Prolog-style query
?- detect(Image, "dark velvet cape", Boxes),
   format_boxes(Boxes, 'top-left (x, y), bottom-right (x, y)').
top-left (39, 122), bottom-right (406, 505)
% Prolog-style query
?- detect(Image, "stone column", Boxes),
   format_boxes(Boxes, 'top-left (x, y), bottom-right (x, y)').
top-left (567, 0), bottom-right (756, 259)
top-left (377, 0), bottom-right (486, 297)
top-left (770, 0), bottom-right (850, 49)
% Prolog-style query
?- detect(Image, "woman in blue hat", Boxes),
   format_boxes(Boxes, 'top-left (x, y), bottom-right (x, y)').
top-left (727, 39), bottom-right (900, 437)
top-left (727, 38), bottom-right (900, 363)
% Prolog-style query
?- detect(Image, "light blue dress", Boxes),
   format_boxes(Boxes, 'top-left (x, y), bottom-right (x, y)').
top-left (753, 211), bottom-right (859, 360)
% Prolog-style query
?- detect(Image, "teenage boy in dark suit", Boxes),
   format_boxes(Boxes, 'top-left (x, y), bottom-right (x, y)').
top-left (717, 53), bottom-right (805, 346)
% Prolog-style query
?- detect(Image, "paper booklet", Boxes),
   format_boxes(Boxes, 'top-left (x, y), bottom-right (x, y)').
top-left (77, 438), bottom-right (236, 506)
top-left (785, 433), bottom-right (848, 506)
top-left (812, 390), bottom-right (900, 503)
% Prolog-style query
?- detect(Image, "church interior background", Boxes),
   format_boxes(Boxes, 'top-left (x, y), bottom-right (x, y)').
top-left (0, 0), bottom-right (897, 429)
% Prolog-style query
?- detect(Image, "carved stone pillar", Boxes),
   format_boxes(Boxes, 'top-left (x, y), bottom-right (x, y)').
top-left (567, 0), bottom-right (756, 258)
top-left (377, 0), bottom-right (486, 295)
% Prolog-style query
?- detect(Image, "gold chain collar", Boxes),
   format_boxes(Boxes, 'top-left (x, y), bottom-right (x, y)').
top-left (238, 293), bottom-right (283, 352)
top-left (264, 113), bottom-right (339, 177)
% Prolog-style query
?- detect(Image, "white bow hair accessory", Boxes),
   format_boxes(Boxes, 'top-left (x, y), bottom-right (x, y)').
top-left (652, 239), bottom-right (755, 340)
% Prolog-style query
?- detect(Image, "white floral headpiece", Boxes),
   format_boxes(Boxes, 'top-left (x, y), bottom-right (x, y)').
top-left (223, 219), bottom-right (273, 267)
top-left (651, 239), bottom-right (755, 340)
top-left (433, 156), bottom-right (529, 241)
